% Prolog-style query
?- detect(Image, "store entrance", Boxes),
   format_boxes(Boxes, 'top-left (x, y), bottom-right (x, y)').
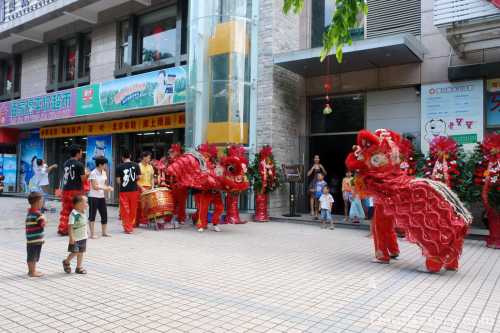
top-left (306, 93), bottom-right (365, 215)
top-left (308, 134), bottom-right (357, 215)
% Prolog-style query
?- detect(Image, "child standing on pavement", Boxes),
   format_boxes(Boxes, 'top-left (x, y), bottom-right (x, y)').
top-left (313, 173), bottom-right (327, 219)
top-left (63, 195), bottom-right (89, 275)
top-left (319, 185), bottom-right (335, 229)
top-left (26, 192), bottom-right (47, 278)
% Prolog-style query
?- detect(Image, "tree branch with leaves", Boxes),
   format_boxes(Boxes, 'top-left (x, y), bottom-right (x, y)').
top-left (283, 0), bottom-right (368, 63)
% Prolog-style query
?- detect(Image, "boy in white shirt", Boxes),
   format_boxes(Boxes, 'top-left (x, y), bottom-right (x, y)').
top-left (319, 185), bottom-right (335, 230)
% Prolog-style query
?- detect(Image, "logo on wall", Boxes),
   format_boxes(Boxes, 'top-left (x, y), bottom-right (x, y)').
top-left (82, 87), bottom-right (94, 104)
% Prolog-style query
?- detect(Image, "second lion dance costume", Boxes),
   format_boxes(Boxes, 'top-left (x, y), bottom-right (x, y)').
top-left (346, 129), bottom-right (472, 272)
top-left (166, 143), bottom-right (249, 232)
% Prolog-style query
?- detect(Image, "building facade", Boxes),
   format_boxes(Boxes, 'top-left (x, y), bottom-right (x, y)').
top-left (0, 0), bottom-right (498, 217)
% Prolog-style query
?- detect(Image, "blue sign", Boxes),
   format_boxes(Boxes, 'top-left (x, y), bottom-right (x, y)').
top-left (487, 79), bottom-right (500, 127)
top-left (20, 131), bottom-right (44, 193)
top-left (86, 135), bottom-right (113, 185)
top-left (1, 154), bottom-right (17, 192)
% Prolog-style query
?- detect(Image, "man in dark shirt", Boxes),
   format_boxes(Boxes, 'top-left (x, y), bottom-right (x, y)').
top-left (58, 145), bottom-right (86, 236)
top-left (116, 150), bottom-right (141, 234)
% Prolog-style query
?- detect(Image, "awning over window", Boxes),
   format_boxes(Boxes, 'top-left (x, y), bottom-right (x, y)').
top-left (274, 34), bottom-right (424, 78)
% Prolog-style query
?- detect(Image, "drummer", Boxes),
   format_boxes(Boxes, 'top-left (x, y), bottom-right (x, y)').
top-left (116, 150), bottom-right (141, 234)
top-left (137, 151), bottom-right (155, 225)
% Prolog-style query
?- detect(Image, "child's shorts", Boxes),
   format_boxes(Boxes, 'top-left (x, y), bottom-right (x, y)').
top-left (320, 209), bottom-right (332, 221)
top-left (68, 239), bottom-right (87, 253)
top-left (27, 243), bottom-right (43, 263)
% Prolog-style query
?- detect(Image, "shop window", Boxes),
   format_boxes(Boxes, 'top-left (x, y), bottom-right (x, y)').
top-left (115, 1), bottom-right (188, 76)
top-left (0, 55), bottom-right (21, 102)
top-left (311, 1), bottom-right (365, 48)
top-left (47, 33), bottom-right (91, 92)
top-left (310, 95), bottom-right (365, 134)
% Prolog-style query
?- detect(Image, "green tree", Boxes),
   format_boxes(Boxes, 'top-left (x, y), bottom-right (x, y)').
top-left (283, 0), bottom-right (367, 63)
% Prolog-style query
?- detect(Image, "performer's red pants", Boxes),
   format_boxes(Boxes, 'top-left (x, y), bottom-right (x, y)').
top-left (486, 209), bottom-right (500, 249)
top-left (58, 190), bottom-right (83, 235)
top-left (164, 188), bottom-right (188, 223)
top-left (372, 206), bottom-right (400, 262)
top-left (136, 186), bottom-right (151, 225)
top-left (196, 191), bottom-right (224, 229)
top-left (120, 191), bottom-right (140, 233)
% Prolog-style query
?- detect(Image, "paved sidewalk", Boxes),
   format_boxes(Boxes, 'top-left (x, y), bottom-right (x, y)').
top-left (0, 197), bottom-right (499, 333)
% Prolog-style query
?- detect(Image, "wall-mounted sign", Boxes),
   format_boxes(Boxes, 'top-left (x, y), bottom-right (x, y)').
top-left (40, 112), bottom-right (185, 139)
top-left (0, 0), bottom-right (58, 24)
top-left (421, 80), bottom-right (484, 153)
top-left (487, 79), bottom-right (500, 128)
top-left (0, 65), bottom-right (187, 126)
top-left (96, 66), bottom-right (187, 113)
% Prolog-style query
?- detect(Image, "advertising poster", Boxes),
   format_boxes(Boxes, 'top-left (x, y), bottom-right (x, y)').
top-left (486, 79), bottom-right (500, 128)
top-left (421, 80), bottom-right (484, 153)
top-left (86, 135), bottom-right (113, 185)
top-left (2, 154), bottom-right (17, 192)
top-left (20, 131), bottom-right (44, 193)
top-left (98, 66), bottom-right (187, 112)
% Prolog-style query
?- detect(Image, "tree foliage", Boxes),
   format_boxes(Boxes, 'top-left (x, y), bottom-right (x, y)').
top-left (283, 0), bottom-right (368, 63)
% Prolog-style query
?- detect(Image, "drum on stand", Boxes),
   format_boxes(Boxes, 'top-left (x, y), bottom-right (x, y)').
top-left (140, 187), bottom-right (175, 229)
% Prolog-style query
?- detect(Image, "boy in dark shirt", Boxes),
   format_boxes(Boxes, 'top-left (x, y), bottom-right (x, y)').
top-left (116, 150), bottom-right (141, 234)
top-left (58, 145), bottom-right (87, 236)
top-left (26, 192), bottom-right (46, 277)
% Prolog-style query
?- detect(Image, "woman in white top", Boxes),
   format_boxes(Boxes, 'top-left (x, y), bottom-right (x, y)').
top-left (33, 158), bottom-right (58, 211)
top-left (88, 157), bottom-right (113, 238)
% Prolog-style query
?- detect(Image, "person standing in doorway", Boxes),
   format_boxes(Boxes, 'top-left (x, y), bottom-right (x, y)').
top-left (88, 157), bottom-right (113, 239)
top-left (33, 159), bottom-right (58, 212)
top-left (342, 171), bottom-right (353, 222)
top-left (136, 151), bottom-right (155, 226)
top-left (116, 151), bottom-right (141, 234)
top-left (58, 145), bottom-right (87, 236)
top-left (307, 155), bottom-right (327, 217)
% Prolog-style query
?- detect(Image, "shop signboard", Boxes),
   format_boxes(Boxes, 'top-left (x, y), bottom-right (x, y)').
top-left (95, 66), bottom-right (187, 113)
top-left (1, 154), bottom-right (17, 192)
top-left (40, 112), bottom-right (185, 139)
top-left (421, 80), bottom-right (484, 153)
top-left (0, 65), bottom-right (187, 126)
top-left (486, 79), bottom-right (500, 128)
top-left (86, 135), bottom-right (113, 185)
top-left (19, 131), bottom-right (44, 193)
top-left (0, 89), bottom-right (75, 126)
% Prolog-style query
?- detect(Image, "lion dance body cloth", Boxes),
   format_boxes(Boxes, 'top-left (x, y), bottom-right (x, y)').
top-left (166, 144), bottom-right (249, 231)
top-left (346, 129), bottom-right (473, 272)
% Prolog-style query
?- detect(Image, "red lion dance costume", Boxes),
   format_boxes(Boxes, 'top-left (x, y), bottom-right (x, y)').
top-left (166, 144), bottom-right (249, 231)
top-left (224, 145), bottom-right (249, 224)
top-left (476, 134), bottom-right (500, 248)
top-left (253, 146), bottom-right (279, 222)
top-left (346, 129), bottom-right (472, 272)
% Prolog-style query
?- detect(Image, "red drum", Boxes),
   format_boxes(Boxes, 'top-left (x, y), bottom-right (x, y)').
top-left (140, 188), bottom-right (175, 220)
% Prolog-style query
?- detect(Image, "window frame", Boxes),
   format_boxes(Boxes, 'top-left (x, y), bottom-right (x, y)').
top-left (114, 1), bottom-right (188, 78)
top-left (46, 32), bottom-right (91, 92)
top-left (0, 55), bottom-right (22, 102)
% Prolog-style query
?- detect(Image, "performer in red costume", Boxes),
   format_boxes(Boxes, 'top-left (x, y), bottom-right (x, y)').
top-left (476, 134), bottom-right (500, 248)
top-left (166, 144), bottom-right (188, 225)
top-left (58, 145), bottom-right (86, 236)
top-left (116, 150), bottom-right (141, 234)
top-left (166, 143), bottom-right (249, 232)
top-left (346, 129), bottom-right (472, 272)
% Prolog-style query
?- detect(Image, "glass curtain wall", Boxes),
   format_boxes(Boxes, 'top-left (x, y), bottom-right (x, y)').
top-left (186, 0), bottom-right (258, 149)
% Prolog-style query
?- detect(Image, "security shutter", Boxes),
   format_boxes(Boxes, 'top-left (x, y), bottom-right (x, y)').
top-left (366, 0), bottom-right (421, 38)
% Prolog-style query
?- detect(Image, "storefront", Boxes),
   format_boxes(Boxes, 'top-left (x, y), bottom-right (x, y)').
top-left (40, 113), bottom-right (185, 199)
top-left (0, 65), bottom-right (187, 196)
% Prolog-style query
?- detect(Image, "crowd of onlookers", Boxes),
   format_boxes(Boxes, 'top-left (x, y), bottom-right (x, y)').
top-left (307, 154), bottom-right (374, 228)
